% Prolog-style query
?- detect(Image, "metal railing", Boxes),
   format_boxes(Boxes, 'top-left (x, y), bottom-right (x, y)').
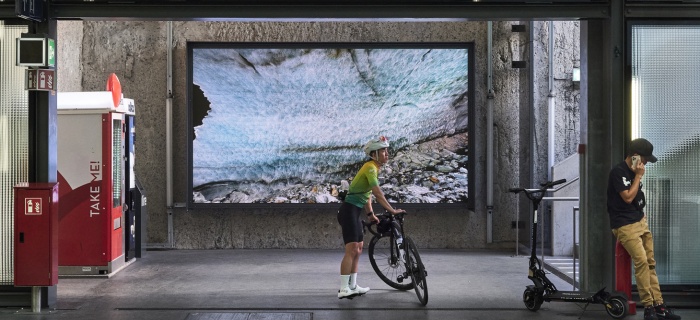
top-left (539, 198), bottom-right (579, 291)
top-left (537, 176), bottom-right (580, 290)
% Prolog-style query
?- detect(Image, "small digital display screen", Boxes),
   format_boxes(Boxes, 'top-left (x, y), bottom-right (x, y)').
top-left (17, 38), bottom-right (45, 66)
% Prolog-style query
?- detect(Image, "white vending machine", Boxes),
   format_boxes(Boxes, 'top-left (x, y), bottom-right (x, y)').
top-left (57, 90), bottom-right (135, 276)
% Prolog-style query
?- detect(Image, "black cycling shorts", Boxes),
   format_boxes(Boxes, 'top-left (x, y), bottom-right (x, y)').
top-left (337, 202), bottom-right (364, 244)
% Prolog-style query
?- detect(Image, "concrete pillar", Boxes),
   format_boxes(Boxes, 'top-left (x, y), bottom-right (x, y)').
top-left (580, 17), bottom-right (612, 293)
top-left (579, 11), bottom-right (625, 292)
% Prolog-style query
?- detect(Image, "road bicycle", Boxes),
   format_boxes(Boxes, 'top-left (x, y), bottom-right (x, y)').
top-left (363, 211), bottom-right (428, 305)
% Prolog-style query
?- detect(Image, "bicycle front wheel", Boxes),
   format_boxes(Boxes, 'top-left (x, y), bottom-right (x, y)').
top-left (405, 237), bottom-right (428, 305)
top-left (368, 234), bottom-right (414, 290)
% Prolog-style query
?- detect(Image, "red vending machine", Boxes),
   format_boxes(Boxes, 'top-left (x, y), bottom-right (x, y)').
top-left (56, 91), bottom-right (133, 276)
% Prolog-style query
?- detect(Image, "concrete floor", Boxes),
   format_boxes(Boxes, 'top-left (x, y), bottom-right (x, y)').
top-left (1, 249), bottom-right (697, 320)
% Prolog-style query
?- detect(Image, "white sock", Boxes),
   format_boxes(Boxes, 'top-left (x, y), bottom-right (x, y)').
top-left (350, 273), bottom-right (357, 289)
top-left (340, 275), bottom-right (351, 290)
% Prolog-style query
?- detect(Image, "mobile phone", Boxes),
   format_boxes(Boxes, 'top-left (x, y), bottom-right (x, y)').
top-left (632, 155), bottom-right (640, 168)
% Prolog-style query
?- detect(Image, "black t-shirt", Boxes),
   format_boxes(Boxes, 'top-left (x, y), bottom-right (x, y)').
top-left (607, 161), bottom-right (646, 229)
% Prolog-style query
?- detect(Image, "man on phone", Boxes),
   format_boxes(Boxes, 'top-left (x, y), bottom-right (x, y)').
top-left (607, 138), bottom-right (680, 320)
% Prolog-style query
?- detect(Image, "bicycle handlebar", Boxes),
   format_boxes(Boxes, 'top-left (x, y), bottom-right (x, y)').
top-left (361, 211), bottom-right (407, 237)
top-left (361, 220), bottom-right (380, 236)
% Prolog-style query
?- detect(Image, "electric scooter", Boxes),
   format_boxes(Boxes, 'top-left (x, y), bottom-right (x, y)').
top-left (509, 179), bottom-right (628, 319)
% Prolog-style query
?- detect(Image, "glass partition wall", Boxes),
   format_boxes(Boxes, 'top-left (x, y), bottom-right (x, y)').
top-left (631, 24), bottom-right (700, 287)
top-left (0, 21), bottom-right (30, 286)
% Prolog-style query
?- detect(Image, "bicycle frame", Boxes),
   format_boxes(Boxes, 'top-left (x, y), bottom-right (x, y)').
top-left (365, 211), bottom-right (429, 305)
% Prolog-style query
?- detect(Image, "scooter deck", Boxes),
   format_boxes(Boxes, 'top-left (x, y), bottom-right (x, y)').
top-left (545, 291), bottom-right (596, 303)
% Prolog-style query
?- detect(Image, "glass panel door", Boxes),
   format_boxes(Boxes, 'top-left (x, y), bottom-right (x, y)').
top-left (631, 24), bottom-right (700, 285)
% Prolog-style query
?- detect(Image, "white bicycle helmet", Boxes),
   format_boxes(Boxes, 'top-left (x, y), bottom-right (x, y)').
top-left (363, 136), bottom-right (390, 157)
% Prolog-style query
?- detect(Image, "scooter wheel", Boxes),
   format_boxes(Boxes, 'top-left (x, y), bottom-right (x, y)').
top-left (523, 288), bottom-right (542, 311)
top-left (605, 295), bottom-right (628, 319)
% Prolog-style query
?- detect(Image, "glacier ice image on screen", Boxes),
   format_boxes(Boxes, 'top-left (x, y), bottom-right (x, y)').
top-left (189, 44), bottom-right (471, 205)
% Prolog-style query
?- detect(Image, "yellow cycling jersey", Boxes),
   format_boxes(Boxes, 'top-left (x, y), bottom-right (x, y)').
top-left (345, 161), bottom-right (380, 208)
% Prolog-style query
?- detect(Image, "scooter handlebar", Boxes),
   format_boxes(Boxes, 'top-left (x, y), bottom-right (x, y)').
top-left (543, 179), bottom-right (567, 188)
top-left (510, 179), bottom-right (567, 196)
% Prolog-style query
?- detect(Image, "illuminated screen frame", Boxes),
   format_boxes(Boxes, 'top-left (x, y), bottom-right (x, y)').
top-left (187, 42), bottom-right (476, 209)
top-left (16, 37), bottom-right (46, 67)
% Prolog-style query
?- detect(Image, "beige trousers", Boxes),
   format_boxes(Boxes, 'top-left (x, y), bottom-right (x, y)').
top-left (612, 217), bottom-right (663, 307)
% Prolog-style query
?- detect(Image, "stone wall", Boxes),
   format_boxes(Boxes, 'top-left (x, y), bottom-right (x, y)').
top-left (56, 21), bottom-right (580, 249)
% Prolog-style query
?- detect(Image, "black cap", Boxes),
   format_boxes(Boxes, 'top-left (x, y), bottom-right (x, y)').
top-left (630, 138), bottom-right (657, 163)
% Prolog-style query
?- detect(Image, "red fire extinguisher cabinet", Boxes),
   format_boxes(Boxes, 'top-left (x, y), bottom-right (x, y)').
top-left (14, 182), bottom-right (59, 287)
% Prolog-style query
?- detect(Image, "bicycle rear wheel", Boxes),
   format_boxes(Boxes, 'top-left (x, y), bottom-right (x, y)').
top-left (405, 237), bottom-right (428, 305)
top-left (368, 234), bottom-right (414, 290)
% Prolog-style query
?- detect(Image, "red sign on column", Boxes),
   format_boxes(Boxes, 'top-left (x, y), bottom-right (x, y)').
top-left (26, 68), bottom-right (55, 91)
top-left (25, 198), bottom-right (42, 215)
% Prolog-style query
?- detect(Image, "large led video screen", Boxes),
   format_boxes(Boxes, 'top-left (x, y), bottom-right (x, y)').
top-left (188, 43), bottom-right (473, 207)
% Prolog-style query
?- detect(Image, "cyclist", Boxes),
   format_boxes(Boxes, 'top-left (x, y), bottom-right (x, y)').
top-left (337, 135), bottom-right (405, 299)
